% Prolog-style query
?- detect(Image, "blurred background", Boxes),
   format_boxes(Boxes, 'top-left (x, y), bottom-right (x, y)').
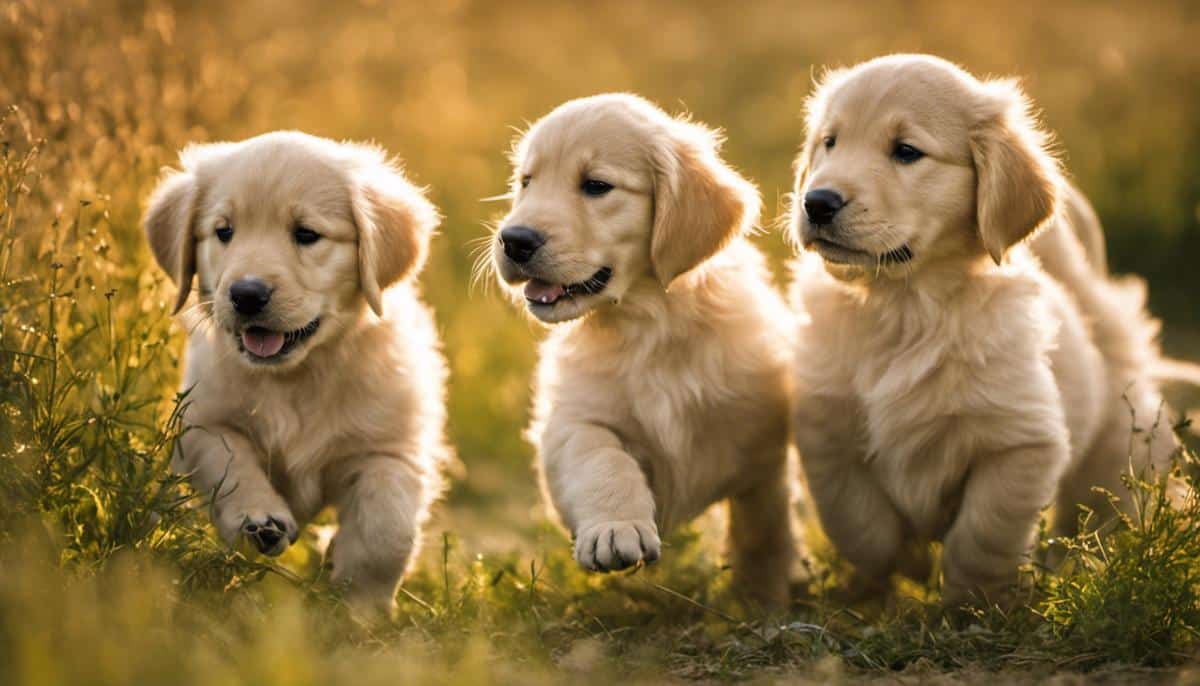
top-left (1, 0), bottom-right (1199, 681)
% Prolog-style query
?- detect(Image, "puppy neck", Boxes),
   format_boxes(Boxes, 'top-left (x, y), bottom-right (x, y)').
top-left (837, 233), bottom-right (1002, 299)
top-left (584, 240), bottom-right (773, 335)
top-left (582, 261), bottom-right (721, 339)
top-left (846, 245), bottom-right (1038, 314)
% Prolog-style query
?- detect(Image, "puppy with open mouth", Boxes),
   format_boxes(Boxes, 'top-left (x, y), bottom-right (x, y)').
top-left (144, 131), bottom-right (448, 613)
top-left (492, 94), bottom-right (797, 609)
top-left (785, 54), bottom-right (1188, 607)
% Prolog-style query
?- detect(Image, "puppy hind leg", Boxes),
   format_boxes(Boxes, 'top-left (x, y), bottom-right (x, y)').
top-left (1059, 391), bottom-right (1181, 537)
top-left (328, 456), bottom-right (428, 614)
top-left (1125, 387), bottom-right (1182, 498)
top-left (727, 465), bottom-right (795, 611)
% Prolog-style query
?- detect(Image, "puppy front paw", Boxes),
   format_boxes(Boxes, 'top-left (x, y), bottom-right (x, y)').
top-left (240, 514), bottom-right (298, 556)
top-left (212, 491), bottom-right (298, 556)
top-left (574, 520), bottom-right (660, 572)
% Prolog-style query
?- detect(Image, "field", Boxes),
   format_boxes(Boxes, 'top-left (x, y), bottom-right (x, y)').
top-left (2, 0), bottom-right (1200, 683)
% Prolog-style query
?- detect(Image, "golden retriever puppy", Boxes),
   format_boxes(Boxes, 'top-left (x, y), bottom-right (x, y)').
top-left (785, 54), bottom-right (1181, 605)
top-left (491, 94), bottom-right (796, 608)
top-left (143, 131), bottom-right (447, 612)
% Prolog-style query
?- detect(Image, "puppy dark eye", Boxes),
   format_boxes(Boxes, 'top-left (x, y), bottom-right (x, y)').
top-left (520, 175), bottom-right (531, 188)
top-left (581, 179), bottom-right (614, 196)
top-left (215, 226), bottom-right (233, 243)
top-left (293, 226), bottom-right (322, 245)
top-left (823, 135), bottom-right (836, 150)
top-left (893, 142), bottom-right (925, 164)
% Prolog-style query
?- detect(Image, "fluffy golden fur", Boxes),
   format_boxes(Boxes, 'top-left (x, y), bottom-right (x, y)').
top-left (492, 94), bottom-right (796, 608)
top-left (144, 131), bottom-right (447, 612)
top-left (786, 55), bottom-right (1181, 605)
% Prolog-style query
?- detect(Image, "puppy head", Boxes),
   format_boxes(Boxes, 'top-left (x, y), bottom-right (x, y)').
top-left (144, 131), bottom-right (437, 371)
top-left (789, 54), bottom-right (1061, 281)
top-left (493, 93), bottom-right (759, 323)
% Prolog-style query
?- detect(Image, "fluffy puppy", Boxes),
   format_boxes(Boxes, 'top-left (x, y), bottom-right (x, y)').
top-left (492, 94), bottom-right (796, 608)
top-left (786, 55), bottom-right (1182, 605)
top-left (144, 131), bottom-right (447, 611)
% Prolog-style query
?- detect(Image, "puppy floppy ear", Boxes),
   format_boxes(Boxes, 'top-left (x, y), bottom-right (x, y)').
top-left (350, 157), bottom-right (440, 316)
top-left (143, 168), bottom-right (198, 314)
top-left (650, 119), bottom-right (760, 287)
top-left (969, 79), bottom-right (1062, 264)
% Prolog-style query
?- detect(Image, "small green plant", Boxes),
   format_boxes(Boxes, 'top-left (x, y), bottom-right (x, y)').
top-left (1037, 440), bottom-right (1200, 666)
top-left (0, 109), bottom-right (261, 587)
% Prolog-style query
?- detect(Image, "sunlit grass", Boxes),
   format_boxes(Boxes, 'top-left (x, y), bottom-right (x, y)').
top-left (2, 0), bottom-right (1199, 683)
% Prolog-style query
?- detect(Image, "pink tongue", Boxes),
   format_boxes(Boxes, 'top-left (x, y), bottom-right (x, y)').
top-left (524, 280), bottom-right (566, 303)
top-left (242, 329), bottom-right (285, 357)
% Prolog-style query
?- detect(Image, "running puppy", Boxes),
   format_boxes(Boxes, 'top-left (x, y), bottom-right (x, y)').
top-left (492, 94), bottom-right (796, 608)
top-left (786, 55), bottom-right (1182, 606)
top-left (144, 131), bottom-right (447, 612)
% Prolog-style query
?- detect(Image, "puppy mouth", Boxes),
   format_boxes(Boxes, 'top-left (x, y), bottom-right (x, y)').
top-left (880, 244), bottom-right (914, 264)
top-left (235, 318), bottom-right (321, 362)
top-left (523, 267), bottom-right (613, 307)
top-left (807, 237), bottom-right (913, 266)
top-left (807, 237), bottom-right (866, 263)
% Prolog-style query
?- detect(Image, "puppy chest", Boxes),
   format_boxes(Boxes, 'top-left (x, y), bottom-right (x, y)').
top-left (619, 379), bottom-right (787, 510)
top-left (855, 357), bottom-right (989, 537)
top-left (237, 386), bottom-right (390, 471)
top-left (867, 441), bottom-right (969, 539)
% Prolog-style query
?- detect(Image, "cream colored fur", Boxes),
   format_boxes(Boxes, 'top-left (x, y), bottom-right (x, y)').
top-left (143, 131), bottom-right (447, 612)
top-left (492, 94), bottom-right (796, 608)
top-left (786, 55), bottom-right (1180, 605)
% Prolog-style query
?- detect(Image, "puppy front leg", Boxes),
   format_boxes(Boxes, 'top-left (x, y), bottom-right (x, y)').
top-left (326, 455), bottom-right (428, 613)
top-left (795, 395), bottom-right (904, 593)
top-left (542, 422), bottom-right (661, 572)
top-left (728, 461), bottom-right (794, 610)
top-left (941, 443), bottom-right (1065, 607)
top-left (175, 426), bottom-right (297, 555)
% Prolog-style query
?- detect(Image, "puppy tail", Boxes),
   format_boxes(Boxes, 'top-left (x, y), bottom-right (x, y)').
top-left (1153, 357), bottom-right (1200, 388)
top-left (1107, 276), bottom-right (1200, 388)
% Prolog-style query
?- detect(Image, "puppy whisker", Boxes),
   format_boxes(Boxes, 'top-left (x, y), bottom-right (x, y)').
top-left (468, 228), bottom-right (500, 296)
top-left (179, 299), bottom-right (217, 336)
top-left (777, 193), bottom-right (804, 250)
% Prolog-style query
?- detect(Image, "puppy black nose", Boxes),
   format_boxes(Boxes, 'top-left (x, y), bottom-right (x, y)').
top-left (804, 189), bottom-right (846, 226)
top-left (500, 225), bottom-right (545, 264)
top-left (229, 278), bottom-right (273, 316)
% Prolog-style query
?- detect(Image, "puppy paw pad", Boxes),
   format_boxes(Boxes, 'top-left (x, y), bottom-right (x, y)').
top-left (240, 515), bottom-right (296, 556)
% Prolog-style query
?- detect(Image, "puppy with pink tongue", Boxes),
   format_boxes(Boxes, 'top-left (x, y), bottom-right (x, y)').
top-left (143, 131), bottom-right (449, 614)
top-left (490, 95), bottom-right (797, 609)
top-left (242, 327), bottom-right (285, 358)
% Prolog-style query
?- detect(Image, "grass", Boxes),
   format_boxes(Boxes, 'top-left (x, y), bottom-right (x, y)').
top-left (2, 0), bottom-right (1199, 683)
